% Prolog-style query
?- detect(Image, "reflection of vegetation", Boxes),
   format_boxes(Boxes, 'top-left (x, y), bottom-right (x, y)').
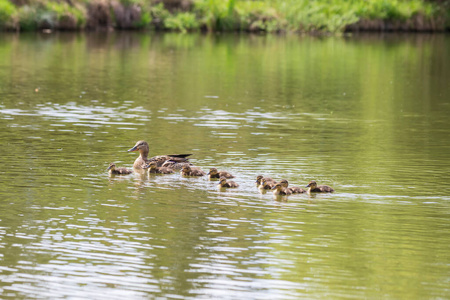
top-left (0, 0), bottom-right (448, 32)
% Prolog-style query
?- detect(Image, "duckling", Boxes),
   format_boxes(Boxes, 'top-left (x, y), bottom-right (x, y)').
top-left (306, 180), bottom-right (335, 193)
top-left (280, 179), bottom-right (306, 194)
top-left (128, 140), bottom-right (192, 169)
top-left (107, 163), bottom-right (132, 175)
top-left (272, 183), bottom-right (292, 196)
top-left (217, 177), bottom-right (239, 188)
top-left (180, 165), bottom-right (206, 177)
top-left (258, 178), bottom-right (277, 190)
top-left (143, 162), bottom-right (174, 174)
top-left (255, 175), bottom-right (276, 186)
top-left (208, 167), bottom-right (235, 179)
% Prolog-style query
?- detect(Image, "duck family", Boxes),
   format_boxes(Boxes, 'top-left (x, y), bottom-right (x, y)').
top-left (127, 140), bottom-right (192, 169)
top-left (108, 140), bottom-right (335, 195)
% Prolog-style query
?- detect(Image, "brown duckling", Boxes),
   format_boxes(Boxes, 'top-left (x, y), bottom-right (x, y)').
top-left (143, 162), bottom-right (174, 174)
top-left (107, 163), bottom-right (132, 175)
top-left (272, 183), bottom-right (292, 196)
top-left (217, 177), bottom-right (239, 188)
top-left (306, 180), bottom-right (335, 193)
top-left (258, 178), bottom-right (277, 190)
top-left (180, 165), bottom-right (206, 177)
top-left (128, 140), bottom-right (192, 169)
top-left (208, 168), bottom-right (235, 179)
top-left (280, 179), bottom-right (306, 194)
top-left (255, 175), bottom-right (276, 186)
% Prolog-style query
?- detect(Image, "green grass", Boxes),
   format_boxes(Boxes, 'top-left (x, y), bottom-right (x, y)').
top-left (0, 0), bottom-right (447, 32)
top-left (165, 12), bottom-right (200, 33)
top-left (13, 1), bottom-right (87, 31)
top-left (45, 2), bottom-right (87, 28)
top-left (353, 0), bottom-right (436, 20)
top-left (191, 0), bottom-right (443, 32)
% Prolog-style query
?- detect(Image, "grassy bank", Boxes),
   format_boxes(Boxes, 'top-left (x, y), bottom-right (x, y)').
top-left (0, 0), bottom-right (449, 33)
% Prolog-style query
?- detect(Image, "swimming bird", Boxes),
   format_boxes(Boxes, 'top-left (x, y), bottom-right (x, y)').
top-left (143, 162), bottom-right (174, 174)
top-left (217, 177), bottom-right (239, 188)
top-left (256, 175), bottom-right (276, 186)
top-left (128, 140), bottom-right (192, 169)
top-left (180, 165), bottom-right (205, 177)
top-left (306, 180), bottom-right (334, 193)
top-left (107, 163), bottom-right (132, 175)
top-left (272, 183), bottom-right (292, 196)
top-left (258, 178), bottom-right (277, 190)
top-left (208, 168), bottom-right (235, 179)
top-left (280, 179), bottom-right (306, 194)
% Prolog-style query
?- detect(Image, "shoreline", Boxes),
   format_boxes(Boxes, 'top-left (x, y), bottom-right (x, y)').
top-left (1, 0), bottom-right (449, 34)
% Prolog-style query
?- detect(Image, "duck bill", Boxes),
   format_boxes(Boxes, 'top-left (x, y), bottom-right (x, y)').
top-left (128, 145), bottom-right (138, 152)
top-left (306, 184), bottom-right (311, 187)
top-left (107, 165), bottom-right (113, 170)
top-left (143, 165), bottom-right (150, 169)
top-left (271, 186), bottom-right (277, 190)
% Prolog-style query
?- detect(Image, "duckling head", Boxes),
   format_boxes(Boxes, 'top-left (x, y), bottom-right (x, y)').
top-left (280, 179), bottom-right (289, 188)
top-left (218, 177), bottom-right (227, 186)
top-left (128, 140), bottom-right (149, 153)
top-left (107, 163), bottom-right (116, 171)
top-left (306, 180), bottom-right (317, 189)
top-left (182, 165), bottom-right (192, 172)
top-left (256, 175), bottom-right (263, 184)
top-left (143, 162), bottom-right (157, 170)
top-left (271, 183), bottom-right (283, 192)
top-left (208, 168), bottom-right (218, 175)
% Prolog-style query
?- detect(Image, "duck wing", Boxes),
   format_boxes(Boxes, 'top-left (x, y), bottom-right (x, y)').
top-left (167, 154), bottom-right (192, 159)
top-left (161, 160), bottom-right (193, 170)
top-left (147, 154), bottom-right (188, 166)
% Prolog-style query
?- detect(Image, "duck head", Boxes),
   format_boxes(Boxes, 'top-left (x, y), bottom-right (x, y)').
top-left (182, 165), bottom-right (192, 172)
top-left (208, 168), bottom-right (218, 176)
top-left (280, 179), bottom-right (289, 188)
top-left (218, 176), bottom-right (227, 186)
top-left (107, 163), bottom-right (116, 171)
top-left (256, 175), bottom-right (264, 184)
top-left (128, 141), bottom-right (149, 154)
top-left (143, 162), bottom-right (157, 170)
top-left (271, 183), bottom-right (283, 192)
top-left (306, 180), bottom-right (317, 189)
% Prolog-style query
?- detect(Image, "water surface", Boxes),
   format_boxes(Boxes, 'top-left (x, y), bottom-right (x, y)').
top-left (0, 32), bottom-right (449, 299)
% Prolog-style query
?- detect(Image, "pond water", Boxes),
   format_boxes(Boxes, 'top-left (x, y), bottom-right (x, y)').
top-left (0, 32), bottom-right (449, 299)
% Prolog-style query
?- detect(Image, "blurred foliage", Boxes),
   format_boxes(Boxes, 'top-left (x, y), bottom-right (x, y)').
top-left (165, 12), bottom-right (199, 32)
top-left (0, 0), bottom-right (448, 32)
top-left (0, 0), bottom-right (16, 29)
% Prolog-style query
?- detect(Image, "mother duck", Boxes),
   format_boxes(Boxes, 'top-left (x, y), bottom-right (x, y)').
top-left (128, 140), bottom-right (192, 170)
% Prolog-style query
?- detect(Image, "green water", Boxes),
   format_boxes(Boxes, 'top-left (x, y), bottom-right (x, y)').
top-left (0, 32), bottom-right (449, 299)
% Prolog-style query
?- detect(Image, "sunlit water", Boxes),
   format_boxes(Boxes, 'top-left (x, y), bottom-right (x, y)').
top-left (0, 32), bottom-right (449, 299)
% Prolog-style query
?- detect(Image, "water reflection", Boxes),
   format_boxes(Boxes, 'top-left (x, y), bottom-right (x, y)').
top-left (0, 32), bottom-right (449, 299)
